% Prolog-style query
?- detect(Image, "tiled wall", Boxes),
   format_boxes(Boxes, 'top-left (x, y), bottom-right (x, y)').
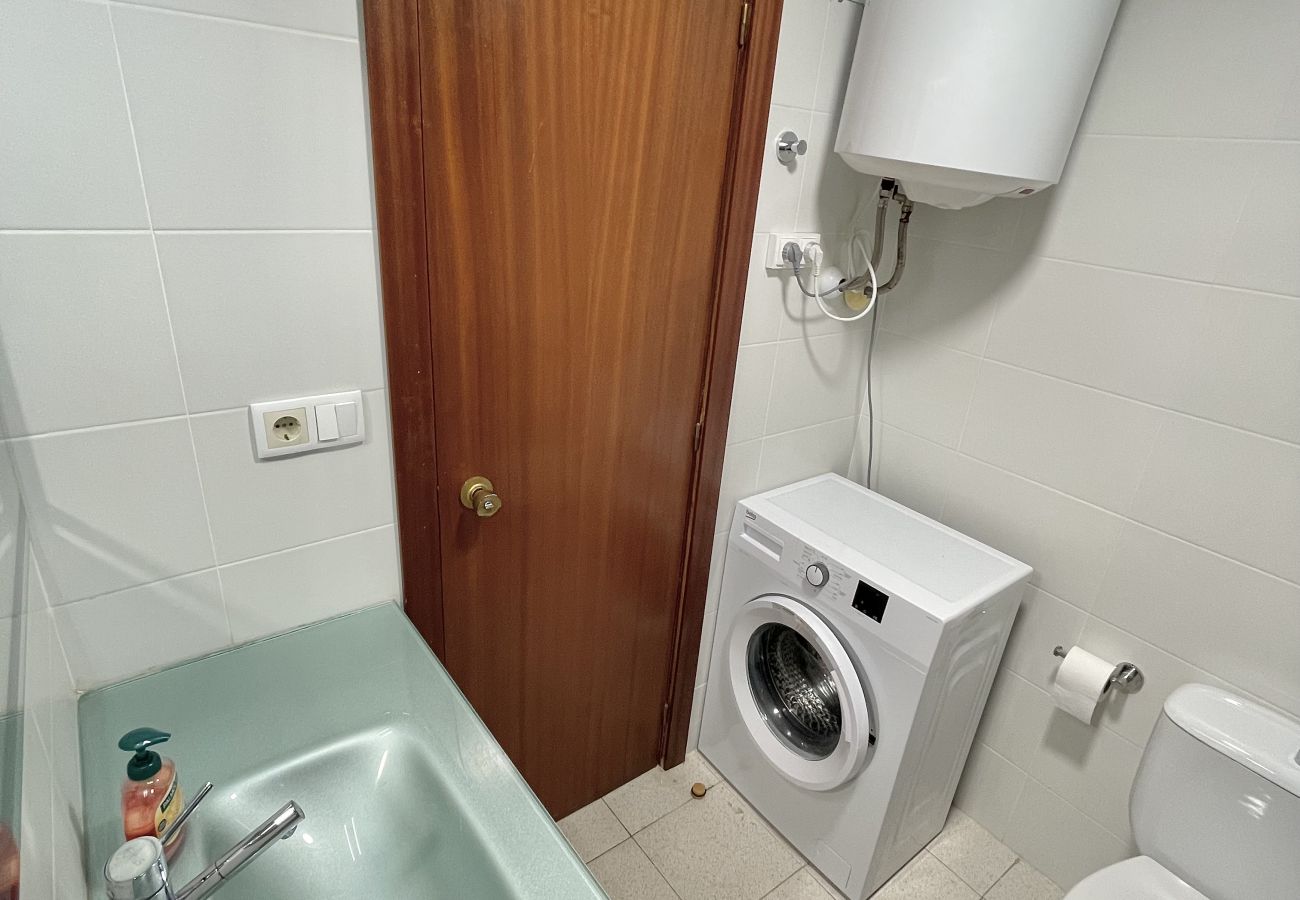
top-left (686, 0), bottom-right (870, 748)
top-left (856, 0), bottom-right (1300, 889)
top-left (0, 0), bottom-right (400, 691)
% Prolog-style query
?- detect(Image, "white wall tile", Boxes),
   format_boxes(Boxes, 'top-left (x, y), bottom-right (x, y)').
top-left (190, 392), bottom-right (395, 564)
top-left (714, 440), bottom-right (762, 535)
top-left (1127, 416), bottom-right (1300, 583)
top-left (757, 417), bottom-right (856, 492)
top-left (1029, 136), bottom-right (1253, 281)
top-left (812, 0), bottom-right (862, 114)
top-left (1217, 141), bottom-right (1300, 297)
top-left (754, 106), bottom-right (812, 234)
top-left (766, 333), bottom-right (866, 434)
top-left (53, 570), bottom-right (228, 689)
top-left (739, 236), bottom-right (785, 347)
top-left (769, 0), bottom-right (828, 110)
top-left (693, 533), bottom-right (729, 696)
top-left (11, 421), bottom-right (216, 602)
top-left (156, 231), bottom-right (385, 412)
top-left (1000, 586), bottom-right (1087, 692)
top-left (872, 332), bottom-right (978, 448)
top-left (19, 716), bottom-right (55, 900)
top-left (953, 742), bottom-right (1026, 841)
top-left (0, 0), bottom-right (147, 228)
top-left (1092, 522), bottom-right (1300, 715)
top-left (879, 239), bottom-right (1017, 356)
top-left (0, 234), bottom-right (185, 435)
top-left (985, 259), bottom-right (1300, 443)
top-left (869, 425), bottom-right (955, 523)
top-left (220, 527), bottom-right (400, 643)
top-left (111, 6), bottom-right (371, 228)
top-left (795, 111), bottom-right (863, 233)
top-left (1003, 779), bottom-right (1129, 890)
top-left (115, 0), bottom-right (361, 38)
top-left (973, 671), bottom-right (1055, 770)
top-left (1026, 714), bottom-right (1142, 843)
top-left (727, 345), bottom-right (777, 445)
top-left (959, 363), bottom-right (1167, 514)
top-left (0, 449), bottom-right (23, 620)
top-left (909, 197), bottom-right (1025, 253)
top-left (1082, 0), bottom-right (1300, 140)
top-left (941, 457), bottom-right (1125, 611)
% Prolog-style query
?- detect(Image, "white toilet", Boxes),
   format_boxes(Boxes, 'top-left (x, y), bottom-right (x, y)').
top-left (1065, 684), bottom-right (1300, 899)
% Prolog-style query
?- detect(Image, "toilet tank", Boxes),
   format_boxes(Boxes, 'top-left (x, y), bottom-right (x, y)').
top-left (1131, 685), bottom-right (1300, 900)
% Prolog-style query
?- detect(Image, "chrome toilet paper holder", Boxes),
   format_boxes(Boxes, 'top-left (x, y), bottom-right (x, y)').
top-left (1053, 645), bottom-right (1144, 694)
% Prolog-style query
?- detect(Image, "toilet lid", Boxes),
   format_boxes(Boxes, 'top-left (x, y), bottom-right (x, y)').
top-left (1064, 857), bottom-right (1209, 900)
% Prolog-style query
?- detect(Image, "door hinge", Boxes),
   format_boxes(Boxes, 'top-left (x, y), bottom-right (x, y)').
top-left (693, 421), bottom-right (703, 452)
top-left (738, 0), bottom-right (752, 47)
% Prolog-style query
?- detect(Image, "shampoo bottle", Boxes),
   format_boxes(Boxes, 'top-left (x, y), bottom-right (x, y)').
top-left (119, 728), bottom-right (186, 851)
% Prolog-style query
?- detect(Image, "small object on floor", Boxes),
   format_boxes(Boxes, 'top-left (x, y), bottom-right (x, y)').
top-left (690, 782), bottom-right (707, 798)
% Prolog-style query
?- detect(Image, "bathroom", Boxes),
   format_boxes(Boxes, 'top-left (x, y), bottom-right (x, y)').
top-left (1, 0), bottom-right (1297, 897)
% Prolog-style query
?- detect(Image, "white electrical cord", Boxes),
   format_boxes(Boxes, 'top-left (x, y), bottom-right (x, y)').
top-left (794, 240), bottom-right (878, 322)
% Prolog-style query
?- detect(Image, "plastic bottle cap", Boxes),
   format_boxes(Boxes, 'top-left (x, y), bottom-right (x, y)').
top-left (119, 728), bottom-right (171, 781)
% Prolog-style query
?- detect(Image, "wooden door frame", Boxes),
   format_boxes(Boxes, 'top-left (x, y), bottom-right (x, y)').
top-left (362, 0), bottom-right (784, 769)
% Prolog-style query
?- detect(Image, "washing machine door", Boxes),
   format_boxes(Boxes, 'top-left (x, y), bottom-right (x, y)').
top-left (727, 594), bottom-right (873, 791)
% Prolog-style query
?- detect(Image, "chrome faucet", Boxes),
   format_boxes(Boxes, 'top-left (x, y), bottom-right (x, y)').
top-left (104, 782), bottom-right (304, 900)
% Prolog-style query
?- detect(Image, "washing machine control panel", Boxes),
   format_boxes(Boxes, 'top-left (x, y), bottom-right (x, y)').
top-left (791, 543), bottom-right (855, 607)
top-left (805, 562), bottom-right (829, 588)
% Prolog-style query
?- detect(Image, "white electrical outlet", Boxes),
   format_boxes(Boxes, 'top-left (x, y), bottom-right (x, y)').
top-left (249, 391), bottom-right (365, 459)
top-left (765, 233), bottom-right (823, 270)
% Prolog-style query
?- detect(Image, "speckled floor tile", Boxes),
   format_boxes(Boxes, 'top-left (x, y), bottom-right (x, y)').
top-left (763, 867), bottom-right (836, 899)
top-left (604, 751), bottom-right (723, 834)
top-left (927, 808), bottom-right (1017, 893)
top-left (559, 797), bottom-right (630, 863)
top-left (634, 782), bottom-right (801, 900)
top-left (871, 851), bottom-right (980, 900)
top-left (589, 838), bottom-right (681, 900)
top-left (985, 861), bottom-right (1064, 900)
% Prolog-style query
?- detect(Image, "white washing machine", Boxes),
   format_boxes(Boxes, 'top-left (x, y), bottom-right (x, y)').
top-left (699, 474), bottom-right (1031, 898)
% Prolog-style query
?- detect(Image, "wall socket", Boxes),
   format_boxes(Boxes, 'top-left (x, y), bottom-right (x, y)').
top-left (263, 408), bottom-right (309, 448)
top-left (249, 391), bottom-right (365, 460)
top-left (765, 233), bottom-right (823, 270)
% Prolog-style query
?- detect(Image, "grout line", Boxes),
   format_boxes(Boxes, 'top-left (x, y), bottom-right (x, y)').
top-left (1031, 253), bottom-right (1300, 302)
top-left (216, 523), bottom-right (394, 569)
top-left (883, 327), bottom-right (1300, 450)
top-left (1078, 132), bottom-right (1300, 146)
top-left (0, 387), bottom-right (388, 442)
top-left (106, 4), bottom-right (233, 641)
top-left (882, 414), bottom-right (1300, 589)
top-left (154, 227), bottom-right (373, 235)
top-left (106, 0), bottom-right (359, 43)
top-left (0, 228), bottom-right (151, 235)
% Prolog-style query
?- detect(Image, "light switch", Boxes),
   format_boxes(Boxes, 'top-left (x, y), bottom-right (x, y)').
top-left (315, 403), bottom-right (340, 441)
top-left (335, 401), bottom-right (359, 438)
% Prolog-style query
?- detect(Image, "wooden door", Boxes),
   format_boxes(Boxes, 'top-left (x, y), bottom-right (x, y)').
top-left (415, 0), bottom-right (746, 816)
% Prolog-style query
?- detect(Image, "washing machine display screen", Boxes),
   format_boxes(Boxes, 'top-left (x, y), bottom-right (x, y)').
top-left (852, 581), bottom-right (889, 622)
top-left (746, 624), bottom-right (842, 760)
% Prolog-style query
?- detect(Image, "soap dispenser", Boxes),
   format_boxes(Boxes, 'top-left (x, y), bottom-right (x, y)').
top-left (119, 728), bottom-right (186, 850)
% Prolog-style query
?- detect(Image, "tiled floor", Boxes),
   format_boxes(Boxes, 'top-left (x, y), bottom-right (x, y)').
top-left (558, 753), bottom-right (1064, 900)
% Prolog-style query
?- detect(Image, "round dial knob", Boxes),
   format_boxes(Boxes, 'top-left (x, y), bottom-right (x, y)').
top-left (805, 562), bottom-right (829, 588)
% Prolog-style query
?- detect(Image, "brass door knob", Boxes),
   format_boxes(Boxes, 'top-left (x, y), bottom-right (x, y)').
top-left (460, 476), bottom-right (502, 518)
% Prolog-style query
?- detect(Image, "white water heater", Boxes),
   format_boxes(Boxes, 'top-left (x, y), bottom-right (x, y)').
top-left (835, 0), bottom-right (1121, 209)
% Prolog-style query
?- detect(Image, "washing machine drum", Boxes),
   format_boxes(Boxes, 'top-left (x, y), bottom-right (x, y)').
top-left (728, 594), bottom-right (874, 791)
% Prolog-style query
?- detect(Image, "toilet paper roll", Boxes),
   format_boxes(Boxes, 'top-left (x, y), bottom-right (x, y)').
top-left (1051, 646), bottom-right (1114, 724)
